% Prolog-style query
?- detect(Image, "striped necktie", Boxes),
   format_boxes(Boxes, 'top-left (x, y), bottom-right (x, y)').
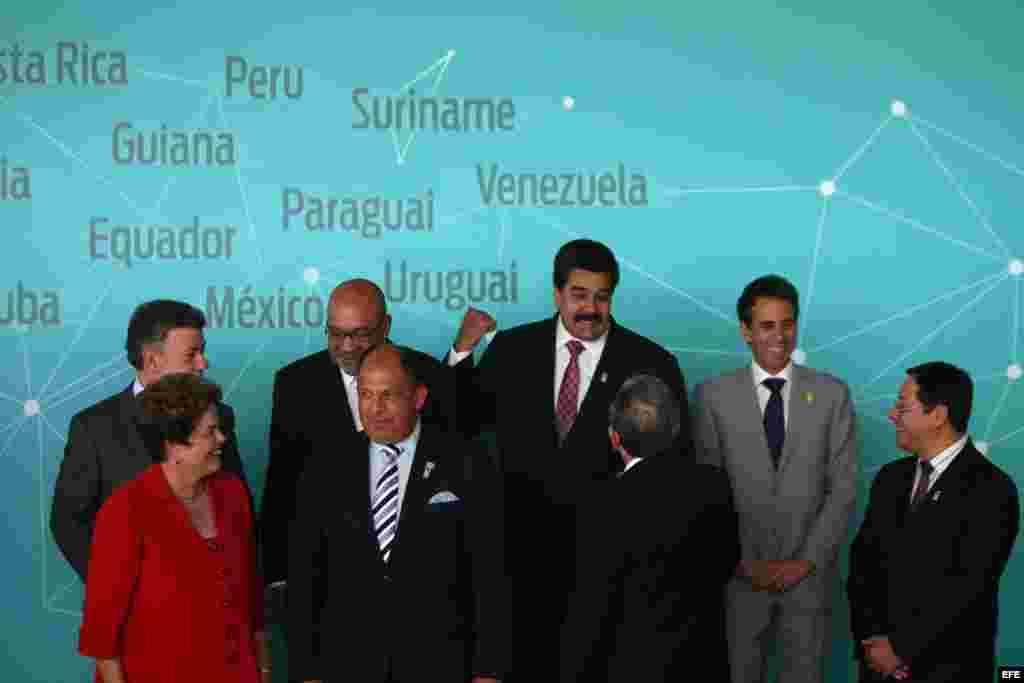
top-left (372, 444), bottom-right (401, 563)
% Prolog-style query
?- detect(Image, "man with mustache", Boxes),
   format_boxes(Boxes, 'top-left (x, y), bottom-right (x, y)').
top-left (449, 238), bottom-right (692, 682)
top-left (694, 274), bottom-right (858, 683)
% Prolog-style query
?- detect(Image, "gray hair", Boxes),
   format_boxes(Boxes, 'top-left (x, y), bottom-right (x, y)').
top-left (607, 374), bottom-right (680, 459)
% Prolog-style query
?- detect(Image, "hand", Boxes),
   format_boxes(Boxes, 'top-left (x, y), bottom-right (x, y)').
top-left (861, 636), bottom-right (905, 676)
top-left (455, 307), bottom-right (497, 352)
top-left (771, 560), bottom-right (813, 592)
top-left (743, 560), bottom-right (781, 591)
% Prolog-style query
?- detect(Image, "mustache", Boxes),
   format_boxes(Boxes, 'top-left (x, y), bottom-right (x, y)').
top-left (574, 313), bottom-right (605, 323)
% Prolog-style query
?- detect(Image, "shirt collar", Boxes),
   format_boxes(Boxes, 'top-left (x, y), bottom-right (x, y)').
top-left (751, 360), bottom-right (794, 387)
top-left (132, 378), bottom-right (145, 396)
top-left (622, 456), bottom-right (645, 474)
top-left (923, 433), bottom-right (968, 471)
top-left (555, 315), bottom-right (609, 356)
top-left (339, 367), bottom-right (357, 386)
top-left (371, 418), bottom-right (421, 457)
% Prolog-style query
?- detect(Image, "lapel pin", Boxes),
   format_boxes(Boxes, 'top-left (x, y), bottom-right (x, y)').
top-left (932, 490), bottom-right (941, 502)
top-left (805, 391), bottom-right (814, 404)
top-left (600, 372), bottom-right (607, 384)
top-left (423, 461), bottom-right (436, 480)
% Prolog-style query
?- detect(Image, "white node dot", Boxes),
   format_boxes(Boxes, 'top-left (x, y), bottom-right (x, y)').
top-left (563, 96), bottom-right (575, 111)
top-left (792, 349), bottom-right (807, 365)
top-left (396, 157), bottom-right (405, 166)
top-left (1008, 364), bottom-right (1023, 381)
top-left (1009, 258), bottom-right (1024, 276)
top-left (23, 399), bottom-right (40, 417)
top-left (818, 179), bottom-right (836, 197)
top-left (303, 267), bottom-right (320, 285)
top-left (891, 100), bottom-right (908, 117)
top-left (976, 441), bottom-right (990, 455)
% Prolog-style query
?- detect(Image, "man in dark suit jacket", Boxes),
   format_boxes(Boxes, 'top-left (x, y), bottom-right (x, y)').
top-left (50, 299), bottom-right (248, 581)
top-left (560, 374), bottom-right (738, 683)
top-left (847, 361), bottom-right (1019, 682)
top-left (288, 343), bottom-right (502, 683)
top-left (448, 239), bottom-right (692, 681)
top-left (259, 279), bottom-right (456, 598)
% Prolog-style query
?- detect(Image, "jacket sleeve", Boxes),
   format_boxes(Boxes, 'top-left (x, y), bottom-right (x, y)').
top-left (50, 412), bottom-right (102, 582)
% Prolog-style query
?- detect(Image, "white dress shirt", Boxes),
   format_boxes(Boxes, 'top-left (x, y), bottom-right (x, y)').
top-left (448, 317), bottom-right (609, 411)
top-left (132, 378), bottom-right (145, 396)
top-left (909, 433), bottom-right (968, 503)
top-left (751, 360), bottom-right (794, 428)
top-left (368, 419), bottom-right (421, 532)
top-left (340, 367), bottom-right (363, 431)
top-left (621, 456), bottom-right (645, 475)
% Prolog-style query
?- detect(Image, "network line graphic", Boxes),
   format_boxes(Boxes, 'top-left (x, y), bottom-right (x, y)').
top-left (3, 49), bottom-right (1023, 627)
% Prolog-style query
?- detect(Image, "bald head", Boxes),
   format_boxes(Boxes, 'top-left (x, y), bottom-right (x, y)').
top-left (325, 279), bottom-right (391, 374)
top-left (357, 343), bottom-right (427, 444)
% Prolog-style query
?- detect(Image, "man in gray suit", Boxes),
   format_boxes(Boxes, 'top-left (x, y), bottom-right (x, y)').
top-left (694, 274), bottom-right (857, 683)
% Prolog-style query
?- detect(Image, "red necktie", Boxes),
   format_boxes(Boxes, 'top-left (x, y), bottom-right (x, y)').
top-left (909, 459), bottom-right (934, 511)
top-left (555, 340), bottom-right (585, 442)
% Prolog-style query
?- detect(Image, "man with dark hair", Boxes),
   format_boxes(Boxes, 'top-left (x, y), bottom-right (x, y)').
top-left (848, 362), bottom-right (1019, 682)
top-left (560, 374), bottom-right (738, 682)
top-left (51, 299), bottom-right (248, 581)
top-left (288, 343), bottom-right (503, 683)
top-left (694, 274), bottom-right (857, 683)
top-left (259, 279), bottom-right (457, 611)
top-left (449, 239), bottom-right (692, 681)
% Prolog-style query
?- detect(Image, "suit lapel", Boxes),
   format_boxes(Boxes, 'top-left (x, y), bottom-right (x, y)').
top-left (735, 367), bottom-right (775, 471)
top-left (117, 386), bottom-right (161, 466)
top-left (320, 351), bottom-right (357, 433)
top-left (776, 366), bottom-right (808, 476)
top-left (537, 316), bottom-right (558, 445)
top-left (387, 429), bottom-right (437, 573)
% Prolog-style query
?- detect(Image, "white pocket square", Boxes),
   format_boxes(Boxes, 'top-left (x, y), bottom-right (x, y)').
top-left (428, 490), bottom-right (459, 504)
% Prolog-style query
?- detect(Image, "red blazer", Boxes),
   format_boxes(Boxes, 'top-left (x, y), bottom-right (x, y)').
top-left (79, 464), bottom-right (263, 683)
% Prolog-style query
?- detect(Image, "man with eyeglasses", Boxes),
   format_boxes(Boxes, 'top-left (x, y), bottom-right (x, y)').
top-left (259, 279), bottom-right (456, 631)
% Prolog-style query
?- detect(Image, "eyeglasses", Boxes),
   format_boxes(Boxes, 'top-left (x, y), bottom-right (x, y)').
top-left (324, 319), bottom-right (384, 342)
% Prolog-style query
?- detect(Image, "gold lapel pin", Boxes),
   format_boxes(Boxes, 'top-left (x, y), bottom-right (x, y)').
top-left (805, 391), bottom-right (814, 404)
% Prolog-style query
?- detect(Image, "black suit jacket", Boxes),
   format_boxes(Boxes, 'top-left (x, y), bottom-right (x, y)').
top-left (454, 314), bottom-right (692, 679)
top-left (259, 346), bottom-right (456, 586)
top-left (847, 440), bottom-right (1019, 682)
top-left (560, 456), bottom-right (739, 683)
top-left (50, 384), bottom-right (249, 581)
top-left (287, 424), bottom-right (503, 683)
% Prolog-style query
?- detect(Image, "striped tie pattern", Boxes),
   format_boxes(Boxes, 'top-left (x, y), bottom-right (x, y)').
top-left (372, 444), bottom-right (401, 562)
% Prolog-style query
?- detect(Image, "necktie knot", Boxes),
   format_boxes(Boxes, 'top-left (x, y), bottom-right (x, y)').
top-left (919, 459), bottom-right (934, 477)
top-left (763, 377), bottom-right (786, 395)
top-left (566, 339), bottom-right (584, 357)
top-left (380, 443), bottom-right (402, 463)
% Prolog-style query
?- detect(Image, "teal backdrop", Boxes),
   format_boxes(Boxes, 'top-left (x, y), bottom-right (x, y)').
top-left (2, 1), bottom-right (1023, 680)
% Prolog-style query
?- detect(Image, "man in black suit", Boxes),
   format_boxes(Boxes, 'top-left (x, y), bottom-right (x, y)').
top-left (449, 239), bottom-right (692, 680)
top-left (560, 374), bottom-right (738, 683)
top-left (288, 343), bottom-right (503, 683)
top-left (847, 361), bottom-right (1019, 682)
top-left (259, 279), bottom-right (455, 602)
top-left (50, 299), bottom-right (248, 581)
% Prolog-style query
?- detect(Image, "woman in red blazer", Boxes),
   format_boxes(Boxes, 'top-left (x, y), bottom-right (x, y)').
top-left (78, 373), bottom-right (270, 683)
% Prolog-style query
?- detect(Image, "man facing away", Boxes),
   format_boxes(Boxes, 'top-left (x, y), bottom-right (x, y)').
top-left (560, 373), bottom-right (738, 683)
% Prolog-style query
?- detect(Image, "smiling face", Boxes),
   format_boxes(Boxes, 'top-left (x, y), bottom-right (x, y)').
top-left (554, 268), bottom-right (613, 341)
top-left (168, 405), bottom-right (225, 477)
top-left (357, 346), bottom-right (427, 445)
top-left (741, 297), bottom-right (797, 375)
top-left (889, 376), bottom-right (944, 455)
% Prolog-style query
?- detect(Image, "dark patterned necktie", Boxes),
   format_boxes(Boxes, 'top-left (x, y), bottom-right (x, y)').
top-left (762, 378), bottom-right (786, 468)
top-left (909, 459), bottom-right (934, 511)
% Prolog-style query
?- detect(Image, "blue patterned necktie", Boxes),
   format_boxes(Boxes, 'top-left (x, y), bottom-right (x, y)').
top-left (372, 444), bottom-right (401, 562)
top-left (763, 378), bottom-right (786, 468)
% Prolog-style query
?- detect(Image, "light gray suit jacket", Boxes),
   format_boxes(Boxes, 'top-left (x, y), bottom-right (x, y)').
top-left (694, 364), bottom-right (857, 608)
